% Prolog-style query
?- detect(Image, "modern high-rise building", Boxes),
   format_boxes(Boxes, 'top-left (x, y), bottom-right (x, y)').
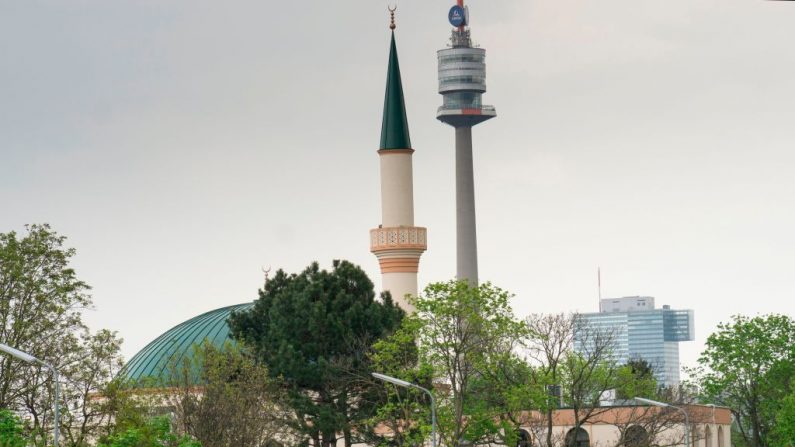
top-left (599, 295), bottom-right (655, 313)
top-left (437, 1), bottom-right (496, 285)
top-left (576, 297), bottom-right (695, 387)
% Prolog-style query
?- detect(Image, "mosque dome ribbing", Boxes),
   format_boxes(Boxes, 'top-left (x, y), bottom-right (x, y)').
top-left (121, 303), bottom-right (253, 385)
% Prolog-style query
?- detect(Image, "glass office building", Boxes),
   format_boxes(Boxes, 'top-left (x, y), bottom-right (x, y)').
top-left (575, 297), bottom-right (695, 386)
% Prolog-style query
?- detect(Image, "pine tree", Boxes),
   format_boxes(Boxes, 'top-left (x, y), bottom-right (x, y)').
top-left (229, 260), bottom-right (404, 447)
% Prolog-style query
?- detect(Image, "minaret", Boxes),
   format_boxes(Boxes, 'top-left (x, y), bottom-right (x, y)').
top-left (437, 1), bottom-right (496, 285)
top-left (370, 9), bottom-right (427, 312)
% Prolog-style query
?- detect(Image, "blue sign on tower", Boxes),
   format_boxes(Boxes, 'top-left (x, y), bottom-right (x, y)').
top-left (448, 5), bottom-right (466, 27)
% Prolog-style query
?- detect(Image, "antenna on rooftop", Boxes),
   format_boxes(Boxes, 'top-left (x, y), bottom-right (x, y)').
top-left (597, 267), bottom-right (602, 311)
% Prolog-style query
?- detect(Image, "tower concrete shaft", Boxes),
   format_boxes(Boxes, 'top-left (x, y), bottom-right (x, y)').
top-left (437, 1), bottom-right (495, 285)
top-left (371, 31), bottom-right (426, 312)
top-left (455, 127), bottom-right (478, 283)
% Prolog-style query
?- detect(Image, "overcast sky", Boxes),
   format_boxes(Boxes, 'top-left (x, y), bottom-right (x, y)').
top-left (2, 0), bottom-right (794, 375)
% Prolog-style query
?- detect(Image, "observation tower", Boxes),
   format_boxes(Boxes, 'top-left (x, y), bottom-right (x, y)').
top-left (437, 1), bottom-right (496, 285)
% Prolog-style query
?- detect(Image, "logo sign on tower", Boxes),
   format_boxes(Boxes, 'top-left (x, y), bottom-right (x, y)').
top-left (448, 5), bottom-right (466, 27)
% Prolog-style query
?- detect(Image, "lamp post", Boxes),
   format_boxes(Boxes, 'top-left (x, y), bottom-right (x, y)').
top-left (635, 397), bottom-right (689, 447)
top-left (372, 372), bottom-right (436, 447)
top-left (0, 343), bottom-right (60, 446)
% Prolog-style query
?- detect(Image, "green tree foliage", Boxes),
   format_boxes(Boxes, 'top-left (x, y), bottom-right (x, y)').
top-left (367, 319), bottom-right (434, 447)
top-left (0, 224), bottom-right (125, 446)
top-left (60, 329), bottom-right (125, 446)
top-left (0, 224), bottom-right (91, 408)
top-left (97, 416), bottom-right (199, 447)
top-left (95, 378), bottom-right (161, 442)
top-left (0, 409), bottom-right (26, 447)
top-left (229, 260), bottom-right (404, 447)
top-left (691, 314), bottom-right (795, 447)
top-left (523, 313), bottom-right (576, 447)
top-left (407, 280), bottom-right (530, 447)
top-left (771, 391), bottom-right (795, 447)
top-left (165, 342), bottom-right (295, 447)
top-left (615, 358), bottom-right (658, 401)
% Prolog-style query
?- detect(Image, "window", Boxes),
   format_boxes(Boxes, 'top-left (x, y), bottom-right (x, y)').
top-left (517, 429), bottom-right (532, 447)
top-left (624, 425), bottom-right (650, 447)
top-left (565, 427), bottom-right (589, 447)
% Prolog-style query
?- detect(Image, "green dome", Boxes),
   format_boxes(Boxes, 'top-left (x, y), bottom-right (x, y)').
top-left (121, 303), bottom-right (254, 385)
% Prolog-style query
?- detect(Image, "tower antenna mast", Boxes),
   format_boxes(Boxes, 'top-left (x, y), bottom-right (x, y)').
top-left (598, 267), bottom-right (602, 310)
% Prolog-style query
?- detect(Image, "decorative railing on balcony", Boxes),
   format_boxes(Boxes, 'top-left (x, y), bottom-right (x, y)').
top-left (370, 226), bottom-right (427, 252)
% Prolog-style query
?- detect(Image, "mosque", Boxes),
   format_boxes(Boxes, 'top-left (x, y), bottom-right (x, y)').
top-left (120, 5), bottom-right (732, 447)
top-left (122, 1), bottom-right (494, 383)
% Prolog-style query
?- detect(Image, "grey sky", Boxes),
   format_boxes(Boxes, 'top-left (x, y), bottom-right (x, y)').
top-left (2, 0), bottom-right (794, 374)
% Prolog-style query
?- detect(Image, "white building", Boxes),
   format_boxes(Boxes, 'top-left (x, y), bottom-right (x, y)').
top-left (517, 404), bottom-right (731, 447)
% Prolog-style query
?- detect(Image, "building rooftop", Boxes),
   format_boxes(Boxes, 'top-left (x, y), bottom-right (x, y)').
top-left (120, 302), bottom-right (253, 385)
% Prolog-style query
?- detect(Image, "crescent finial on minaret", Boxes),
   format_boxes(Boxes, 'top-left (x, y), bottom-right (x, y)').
top-left (261, 265), bottom-right (271, 285)
top-left (388, 5), bottom-right (396, 30)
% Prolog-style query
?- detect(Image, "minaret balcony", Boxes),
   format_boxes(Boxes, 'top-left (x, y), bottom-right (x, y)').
top-left (370, 226), bottom-right (427, 253)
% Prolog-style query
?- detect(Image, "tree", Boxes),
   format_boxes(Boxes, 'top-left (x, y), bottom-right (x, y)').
top-left (97, 416), bottom-right (200, 447)
top-left (0, 409), bottom-right (27, 447)
top-left (165, 342), bottom-right (296, 447)
top-left (614, 358), bottom-right (657, 401)
top-left (563, 317), bottom-right (677, 447)
top-left (523, 313), bottom-right (671, 447)
top-left (771, 391), bottom-right (795, 447)
top-left (523, 313), bottom-right (623, 447)
top-left (0, 224), bottom-right (124, 446)
top-left (608, 359), bottom-right (685, 447)
top-left (229, 260), bottom-right (404, 447)
top-left (524, 313), bottom-right (577, 447)
top-left (690, 314), bottom-right (795, 447)
top-left (59, 329), bottom-right (125, 447)
top-left (0, 224), bottom-right (91, 409)
top-left (367, 319), bottom-right (434, 447)
top-left (408, 280), bottom-right (529, 447)
top-left (94, 377), bottom-right (163, 444)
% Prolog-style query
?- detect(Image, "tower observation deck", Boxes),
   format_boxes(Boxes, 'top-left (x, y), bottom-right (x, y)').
top-left (437, 1), bottom-right (495, 285)
top-left (437, 4), bottom-right (496, 127)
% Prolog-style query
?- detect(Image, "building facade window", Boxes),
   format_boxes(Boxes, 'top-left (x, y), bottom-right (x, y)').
top-left (565, 427), bottom-right (589, 447)
top-left (623, 425), bottom-right (650, 447)
top-left (517, 429), bottom-right (532, 447)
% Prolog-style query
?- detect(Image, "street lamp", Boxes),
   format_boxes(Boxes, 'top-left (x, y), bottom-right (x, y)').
top-left (0, 343), bottom-right (60, 446)
top-left (634, 397), bottom-right (689, 447)
top-left (372, 372), bottom-right (437, 447)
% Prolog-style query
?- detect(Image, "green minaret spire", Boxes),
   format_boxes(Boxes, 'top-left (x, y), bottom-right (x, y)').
top-left (379, 31), bottom-right (412, 150)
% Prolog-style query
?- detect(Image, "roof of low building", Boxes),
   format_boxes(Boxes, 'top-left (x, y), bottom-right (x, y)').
top-left (120, 302), bottom-right (254, 385)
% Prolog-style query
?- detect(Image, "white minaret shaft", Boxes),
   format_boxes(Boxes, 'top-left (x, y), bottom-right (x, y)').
top-left (370, 26), bottom-right (427, 312)
top-left (380, 151), bottom-right (415, 226)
